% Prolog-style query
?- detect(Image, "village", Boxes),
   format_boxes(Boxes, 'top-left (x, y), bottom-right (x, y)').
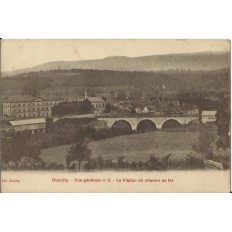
top-left (1, 90), bottom-right (217, 137)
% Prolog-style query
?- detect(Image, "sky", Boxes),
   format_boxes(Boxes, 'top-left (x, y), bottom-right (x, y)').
top-left (1, 39), bottom-right (230, 72)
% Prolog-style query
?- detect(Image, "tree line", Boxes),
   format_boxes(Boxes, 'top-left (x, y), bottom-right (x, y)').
top-left (52, 99), bottom-right (93, 116)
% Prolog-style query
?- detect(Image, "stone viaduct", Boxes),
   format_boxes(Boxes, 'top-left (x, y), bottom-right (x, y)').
top-left (97, 115), bottom-right (200, 131)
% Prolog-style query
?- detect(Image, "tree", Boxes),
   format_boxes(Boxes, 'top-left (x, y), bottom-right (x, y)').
top-left (130, 90), bottom-right (143, 102)
top-left (82, 99), bottom-right (93, 113)
top-left (216, 97), bottom-right (230, 150)
top-left (104, 103), bottom-right (112, 113)
top-left (192, 124), bottom-right (215, 159)
top-left (52, 99), bottom-right (93, 116)
top-left (110, 90), bottom-right (115, 97)
top-left (116, 91), bottom-right (127, 101)
top-left (66, 140), bottom-right (91, 170)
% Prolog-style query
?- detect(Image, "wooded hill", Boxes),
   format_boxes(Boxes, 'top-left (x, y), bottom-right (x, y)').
top-left (0, 68), bottom-right (230, 98)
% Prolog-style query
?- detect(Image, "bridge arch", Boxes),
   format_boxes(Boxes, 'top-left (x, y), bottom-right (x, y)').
top-left (188, 119), bottom-right (200, 126)
top-left (112, 119), bottom-right (133, 134)
top-left (161, 119), bottom-right (181, 129)
top-left (137, 119), bottom-right (156, 132)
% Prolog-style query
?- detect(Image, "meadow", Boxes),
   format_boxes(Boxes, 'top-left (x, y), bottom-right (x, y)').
top-left (40, 130), bottom-right (202, 165)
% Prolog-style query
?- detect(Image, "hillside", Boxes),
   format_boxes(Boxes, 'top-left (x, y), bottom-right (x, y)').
top-left (0, 69), bottom-right (230, 99)
top-left (2, 51), bottom-right (230, 77)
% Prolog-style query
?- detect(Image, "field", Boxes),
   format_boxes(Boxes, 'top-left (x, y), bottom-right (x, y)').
top-left (40, 128), bottom-right (230, 166)
top-left (40, 130), bottom-right (203, 165)
top-left (88, 130), bottom-right (201, 162)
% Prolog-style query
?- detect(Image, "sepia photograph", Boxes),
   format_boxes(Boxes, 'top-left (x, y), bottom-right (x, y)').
top-left (0, 39), bottom-right (230, 192)
top-left (1, 1), bottom-right (232, 232)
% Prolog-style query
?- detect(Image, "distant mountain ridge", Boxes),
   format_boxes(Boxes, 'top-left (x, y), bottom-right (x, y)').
top-left (2, 51), bottom-right (230, 77)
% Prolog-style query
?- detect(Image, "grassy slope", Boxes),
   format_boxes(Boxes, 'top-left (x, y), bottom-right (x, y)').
top-left (40, 124), bottom-right (230, 165)
top-left (88, 130), bottom-right (200, 162)
top-left (40, 130), bottom-right (201, 165)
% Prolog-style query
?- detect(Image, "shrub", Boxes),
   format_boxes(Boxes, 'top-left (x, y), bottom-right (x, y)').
top-left (185, 155), bottom-right (204, 169)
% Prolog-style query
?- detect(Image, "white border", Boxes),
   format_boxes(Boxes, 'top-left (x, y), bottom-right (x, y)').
top-left (0, 0), bottom-right (232, 232)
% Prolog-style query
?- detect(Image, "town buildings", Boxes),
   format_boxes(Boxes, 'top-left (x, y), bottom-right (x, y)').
top-left (2, 92), bottom-right (107, 120)
top-left (3, 96), bottom-right (64, 119)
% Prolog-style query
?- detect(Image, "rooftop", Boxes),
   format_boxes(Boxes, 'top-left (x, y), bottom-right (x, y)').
top-left (87, 97), bottom-right (105, 103)
top-left (9, 118), bottom-right (46, 126)
top-left (202, 110), bottom-right (217, 116)
top-left (4, 96), bottom-right (64, 103)
top-left (85, 120), bottom-right (108, 129)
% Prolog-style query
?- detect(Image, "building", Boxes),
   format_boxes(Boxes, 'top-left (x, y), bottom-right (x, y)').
top-left (64, 96), bottom-right (81, 102)
top-left (88, 97), bottom-right (106, 113)
top-left (135, 107), bottom-right (142, 114)
top-left (3, 96), bottom-right (64, 119)
top-left (187, 109), bottom-right (199, 115)
top-left (84, 120), bottom-right (108, 131)
top-left (9, 118), bottom-right (46, 135)
top-left (84, 91), bottom-right (106, 113)
top-left (201, 111), bottom-right (217, 123)
top-left (142, 106), bottom-right (155, 114)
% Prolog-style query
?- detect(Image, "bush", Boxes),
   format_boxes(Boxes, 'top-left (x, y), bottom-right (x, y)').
top-left (83, 154), bottom-right (172, 171)
top-left (185, 155), bottom-right (205, 169)
top-left (1, 157), bottom-right (65, 170)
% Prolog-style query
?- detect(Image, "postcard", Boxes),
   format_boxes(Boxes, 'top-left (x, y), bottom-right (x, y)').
top-left (0, 39), bottom-right (230, 192)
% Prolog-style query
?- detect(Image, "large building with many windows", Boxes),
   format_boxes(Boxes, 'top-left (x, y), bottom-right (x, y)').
top-left (3, 96), bottom-right (64, 119)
